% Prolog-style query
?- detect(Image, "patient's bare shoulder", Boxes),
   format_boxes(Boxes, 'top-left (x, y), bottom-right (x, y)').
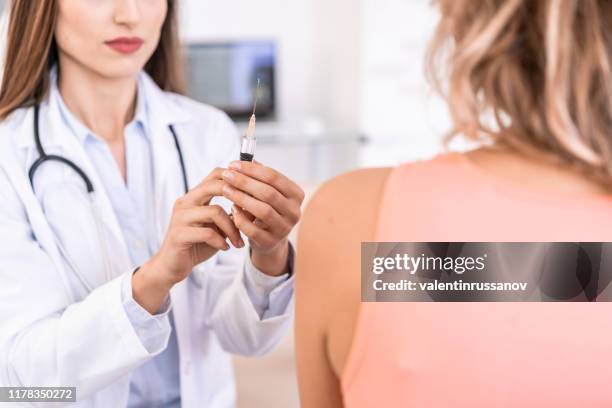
top-left (298, 167), bottom-right (392, 247)
top-left (298, 166), bottom-right (392, 256)
top-left (296, 166), bottom-right (392, 377)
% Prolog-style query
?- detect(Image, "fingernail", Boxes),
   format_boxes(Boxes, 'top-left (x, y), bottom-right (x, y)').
top-left (222, 185), bottom-right (234, 195)
top-left (224, 242), bottom-right (230, 250)
top-left (238, 238), bottom-right (245, 247)
top-left (222, 170), bottom-right (234, 180)
top-left (229, 161), bottom-right (241, 170)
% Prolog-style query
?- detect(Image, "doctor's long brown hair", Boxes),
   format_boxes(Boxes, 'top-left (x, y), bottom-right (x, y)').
top-left (0, 0), bottom-right (184, 120)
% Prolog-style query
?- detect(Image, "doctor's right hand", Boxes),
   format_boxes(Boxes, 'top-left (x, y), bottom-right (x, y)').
top-left (132, 167), bottom-right (245, 314)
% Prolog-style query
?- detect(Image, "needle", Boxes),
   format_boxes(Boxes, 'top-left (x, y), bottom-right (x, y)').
top-left (252, 78), bottom-right (260, 116)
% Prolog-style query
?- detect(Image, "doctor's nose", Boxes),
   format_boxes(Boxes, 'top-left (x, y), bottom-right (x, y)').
top-left (113, 0), bottom-right (142, 26)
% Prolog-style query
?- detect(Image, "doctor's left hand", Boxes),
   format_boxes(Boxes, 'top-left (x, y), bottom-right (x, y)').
top-left (221, 160), bottom-right (305, 277)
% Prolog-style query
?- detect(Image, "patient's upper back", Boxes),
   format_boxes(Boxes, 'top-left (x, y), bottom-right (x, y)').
top-left (340, 150), bottom-right (612, 408)
top-left (376, 150), bottom-right (612, 242)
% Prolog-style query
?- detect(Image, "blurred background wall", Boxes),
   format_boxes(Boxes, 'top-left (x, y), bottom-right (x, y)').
top-left (178, 0), bottom-right (469, 184)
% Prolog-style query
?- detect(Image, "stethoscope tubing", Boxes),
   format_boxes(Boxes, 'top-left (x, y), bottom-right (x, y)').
top-left (27, 103), bottom-right (189, 293)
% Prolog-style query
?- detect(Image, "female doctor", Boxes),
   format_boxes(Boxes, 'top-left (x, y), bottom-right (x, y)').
top-left (0, 0), bottom-right (304, 407)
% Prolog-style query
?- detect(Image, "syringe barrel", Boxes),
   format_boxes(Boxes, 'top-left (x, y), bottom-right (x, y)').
top-left (240, 136), bottom-right (257, 161)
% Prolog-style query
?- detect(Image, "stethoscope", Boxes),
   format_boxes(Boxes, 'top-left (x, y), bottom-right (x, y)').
top-left (28, 103), bottom-right (189, 293)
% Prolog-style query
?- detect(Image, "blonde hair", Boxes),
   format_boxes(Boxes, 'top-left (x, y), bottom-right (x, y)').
top-left (428, 0), bottom-right (612, 183)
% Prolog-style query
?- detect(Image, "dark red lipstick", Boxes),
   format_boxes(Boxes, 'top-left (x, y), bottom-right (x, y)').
top-left (104, 37), bottom-right (143, 54)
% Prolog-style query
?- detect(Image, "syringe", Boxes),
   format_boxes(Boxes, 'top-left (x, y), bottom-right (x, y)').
top-left (240, 79), bottom-right (260, 162)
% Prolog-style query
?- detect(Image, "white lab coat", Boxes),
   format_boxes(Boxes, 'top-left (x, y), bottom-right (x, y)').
top-left (0, 73), bottom-right (294, 407)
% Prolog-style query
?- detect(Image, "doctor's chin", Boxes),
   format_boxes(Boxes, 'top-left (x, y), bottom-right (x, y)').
top-left (1, 0), bottom-right (612, 407)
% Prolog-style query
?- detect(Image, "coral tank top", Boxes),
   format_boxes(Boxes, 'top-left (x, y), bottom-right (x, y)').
top-left (341, 151), bottom-right (612, 407)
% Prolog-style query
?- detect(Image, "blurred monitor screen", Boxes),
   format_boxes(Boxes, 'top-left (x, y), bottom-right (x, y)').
top-left (185, 41), bottom-right (276, 120)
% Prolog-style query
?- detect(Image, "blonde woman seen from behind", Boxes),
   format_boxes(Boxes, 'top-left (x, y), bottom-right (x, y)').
top-left (296, 0), bottom-right (612, 407)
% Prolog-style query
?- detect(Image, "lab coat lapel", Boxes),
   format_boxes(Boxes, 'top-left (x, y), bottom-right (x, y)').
top-left (149, 123), bottom-right (194, 370)
top-left (141, 74), bottom-right (195, 365)
top-left (140, 73), bottom-right (192, 247)
top-left (148, 115), bottom-right (195, 387)
top-left (148, 119), bottom-right (179, 246)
